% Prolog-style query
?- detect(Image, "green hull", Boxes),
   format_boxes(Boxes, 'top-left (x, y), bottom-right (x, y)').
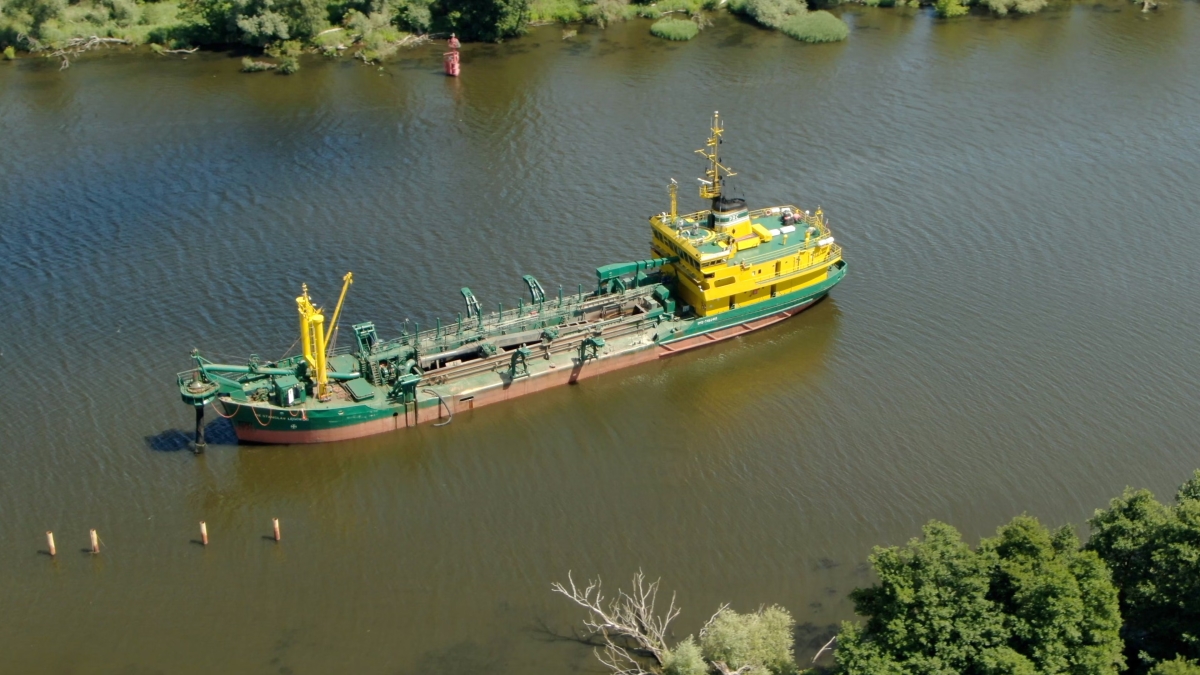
top-left (202, 260), bottom-right (845, 443)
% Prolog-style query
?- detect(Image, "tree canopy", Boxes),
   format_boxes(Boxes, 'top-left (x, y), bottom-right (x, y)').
top-left (836, 517), bottom-right (1124, 675)
top-left (1087, 471), bottom-right (1200, 673)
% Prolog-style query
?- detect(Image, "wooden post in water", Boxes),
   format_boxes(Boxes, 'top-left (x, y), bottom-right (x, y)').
top-left (199, 521), bottom-right (208, 546)
top-left (46, 531), bottom-right (56, 557)
top-left (89, 529), bottom-right (99, 554)
top-left (272, 518), bottom-right (281, 542)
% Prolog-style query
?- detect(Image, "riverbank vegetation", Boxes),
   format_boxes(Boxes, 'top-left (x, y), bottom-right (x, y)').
top-left (650, 16), bottom-right (699, 39)
top-left (0, 0), bottom-right (1162, 65)
top-left (557, 470), bottom-right (1200, 675)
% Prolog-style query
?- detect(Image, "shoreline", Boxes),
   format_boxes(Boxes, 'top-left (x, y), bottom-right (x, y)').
top-left (2, 0), bottom-right (1157, 71)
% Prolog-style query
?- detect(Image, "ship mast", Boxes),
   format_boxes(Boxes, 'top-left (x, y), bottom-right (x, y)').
top-left (695, 111), bottom-right (736, 206)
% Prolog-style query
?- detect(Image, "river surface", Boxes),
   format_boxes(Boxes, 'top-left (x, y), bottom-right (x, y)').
top-left (2, 4), bottom-right (1199, 673)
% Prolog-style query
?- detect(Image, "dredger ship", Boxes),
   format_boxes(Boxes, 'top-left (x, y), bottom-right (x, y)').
top-left (178, 114), bottom-right (847, 447)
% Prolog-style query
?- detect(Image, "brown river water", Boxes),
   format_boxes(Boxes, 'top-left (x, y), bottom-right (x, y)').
top-left (1, 5), bottom-right (1199, 673)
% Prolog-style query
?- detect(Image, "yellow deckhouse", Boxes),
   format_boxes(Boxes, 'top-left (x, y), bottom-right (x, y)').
top-left (649, 113), bottom-right (843, 318)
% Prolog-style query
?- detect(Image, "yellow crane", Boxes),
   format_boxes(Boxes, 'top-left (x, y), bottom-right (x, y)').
top-left (296, 272), bottom-right (353, 400)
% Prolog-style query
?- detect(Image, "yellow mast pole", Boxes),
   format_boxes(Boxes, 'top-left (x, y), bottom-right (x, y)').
top-left (323, 272), bottom-right (354, 351)
top-left (313, 313), bottom-right (328, 399)
top-left (298, 284), bottom-right (314, 367)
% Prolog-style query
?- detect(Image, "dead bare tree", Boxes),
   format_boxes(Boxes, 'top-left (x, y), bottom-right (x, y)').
top-left (551, 571), bottom-right (682, 675)
top-left (43, 35), bottom-right (131, 70)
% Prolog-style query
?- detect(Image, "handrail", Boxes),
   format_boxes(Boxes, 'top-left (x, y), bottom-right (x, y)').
top-left (753, 245), bottom-right (843, 285)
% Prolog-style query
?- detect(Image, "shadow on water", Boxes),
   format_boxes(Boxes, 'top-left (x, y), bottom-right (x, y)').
top-left (144, 416), bottom-right (237, 451)
top-left (795, 621), bottom-right (841, 669)
top-left (397, 640), bottom-right (508, 675)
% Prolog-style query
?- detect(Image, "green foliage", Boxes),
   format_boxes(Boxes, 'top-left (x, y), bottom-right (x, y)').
top-left (663, 636), bottom-right (709, 675)
top-left (699, 605), bottom-right (797, 675)
top-left (836, 518), bottom-right (1124, 675)
top-left (979, 0), bottom-right (1044, 15)
top-left (981, 517), bottom-right (1125, 675)
top-left (729, 0), bottom-right (805, 29)
top-left (528, 0), bottom-right (583, 23)
top-left (935, 0), bottom-right (968, 17)
top-left (278, 52), bottom-right (298, 71)
top-left (265, 36), bottom-right (301, 55)
top-left (434, 0), bottom-right (528, 41)
top-left (650, 16), bottom-right (697, 40)
top-left (1151, 657), bottom-right (1200, 675)
top-left (239, 54), bottom-right (273, 69)
top-left (1087, 471), bottom-right (1200, 673)
top-left (583, 0), bottom-right (634, 27)
top-left (780, 10), bottom-right (847, 42)
top-left (2, 0), bottom-right (186, 49)
top-left (3, 44), bottom-right (15, 58)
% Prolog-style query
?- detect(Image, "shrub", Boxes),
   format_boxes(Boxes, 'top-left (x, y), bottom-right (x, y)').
top-left (3, 45), bottom-right (15, 59)
top-left (935, 0), bottom-right (969, 16)
top-left (240, 55), bottom-right (274, 70)
top-left (662, 637), bottom-right (708, 675)
top-left (730, 0), bottom-right (806, 28)
top-left (529, 0), bottom-right (584, 23)
top-left (265, 38), bottom-right (302, 56)
top-left (103, 0), bottom-right (137, 26)
top-left (982, 0), bottom-right (1046, 14)
top-left (1151, 658), bottom-right (1200, 675)
top-left (650, 16), bottom-right (698, 40)
top-left (583, 0), bottom-right (637, 26)
top-left (699, 605), bottom-right (797, 675)
top-left (278, 54), bottom-right (299, 72)
top-left (780, 10), bottom-right (848, 42)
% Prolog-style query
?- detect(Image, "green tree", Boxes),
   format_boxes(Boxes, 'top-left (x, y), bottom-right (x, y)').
top-left (699, 605), bottom-right (796, 675)
top-left (1087, 471), bottom-right (1200, 673)
top-left (433, 0), bottom-right (527, 41)
top-left (981, 517), bottom-right (1124, 675)
top-left (553, 572), bottom-right (798, 675)
top-left (836, 518), bottom-right (1123, 675)
top-left (1151, 657), bottom-right (1200, 675)
top-left (934, 0), bottom-right (968, 18)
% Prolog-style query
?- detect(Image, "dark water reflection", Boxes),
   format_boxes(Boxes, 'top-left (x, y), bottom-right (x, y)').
top-left (1, 4), bottom-right (1199, 672)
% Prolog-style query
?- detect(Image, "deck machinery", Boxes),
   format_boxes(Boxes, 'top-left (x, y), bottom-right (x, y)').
top-left (178, 113), bottom-right (846, 446)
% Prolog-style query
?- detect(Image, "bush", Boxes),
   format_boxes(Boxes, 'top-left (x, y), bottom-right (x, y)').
top-left (3, 45), bottom-right (15, 59)
top-left (780, 10), bottom-right (847, 42)
top-left (662, 637), bottom-right (708, 675)
top-left (981, 0), bottom-right (1046, 14)
top-left (584, 0), bottom-right (635, 26)
top-left (729, 0), bottom-right (805, 28)
top-left (1151, 658), bottom-right (1200, 675)
top-left (240, 55), bottom-right (274, 70)
top-left (699, 605), bottom-right (797, 675)
top-left (265, 37), bottom-right (302, 56)
top-left (278, 54), bottom-right (298, 72)
top-left (528, 0), bottom-right (584, 23)
top-left (650, 16), bottom-right (697, 40)
top-left (935, 0), bottom-right (969, 16)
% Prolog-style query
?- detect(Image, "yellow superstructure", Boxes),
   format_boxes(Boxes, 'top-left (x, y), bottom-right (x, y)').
top-left (296, 272), bottom-right (353, 400)
top-left (650, 113), bottom-right (843, 317)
